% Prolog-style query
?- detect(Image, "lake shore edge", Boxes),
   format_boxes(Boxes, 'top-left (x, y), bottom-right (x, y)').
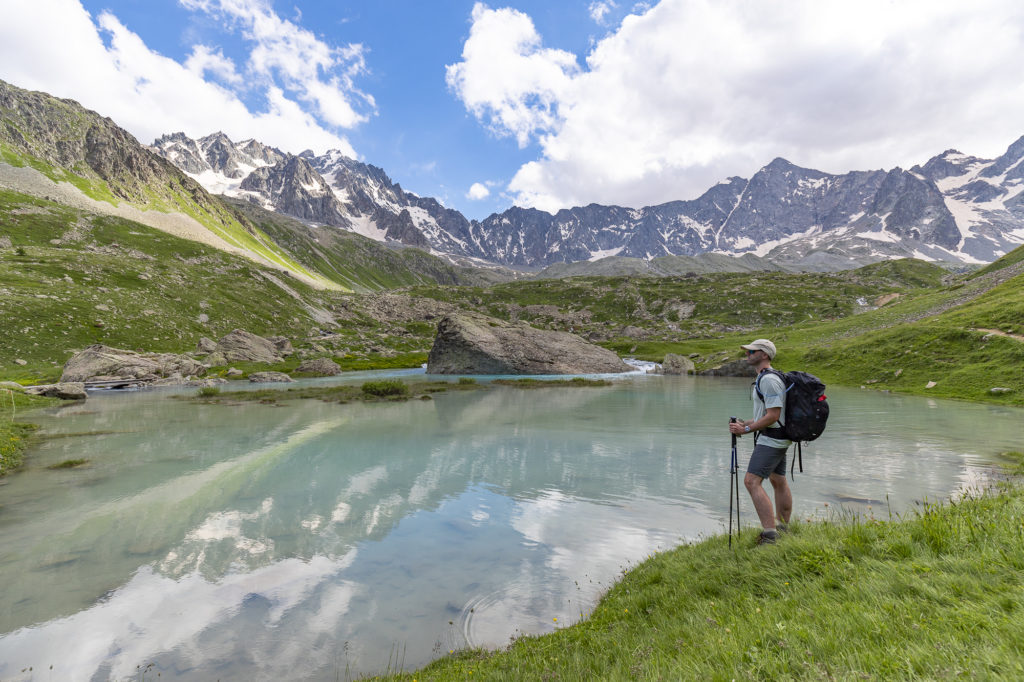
top-left (368, 452), bottom-right (1024, 681)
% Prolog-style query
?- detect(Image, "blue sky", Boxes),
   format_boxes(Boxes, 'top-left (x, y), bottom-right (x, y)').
top-left (3, 1), bottom-right (1024, 221)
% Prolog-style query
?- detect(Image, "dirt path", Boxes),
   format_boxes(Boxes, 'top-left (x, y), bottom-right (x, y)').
top-left (976, 328), bottom-right (1024, 342)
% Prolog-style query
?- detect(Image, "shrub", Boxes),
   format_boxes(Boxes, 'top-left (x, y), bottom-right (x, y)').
top-left (197, 386), bottom-right (221, 397)
top-left (361, 379), bottom-right (409, 397)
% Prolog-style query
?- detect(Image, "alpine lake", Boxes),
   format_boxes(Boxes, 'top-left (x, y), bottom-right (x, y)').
top-left (0, 367), bottom-right (1020, 681)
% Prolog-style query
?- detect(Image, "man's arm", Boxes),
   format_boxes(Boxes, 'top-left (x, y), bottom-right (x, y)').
top-left (728, 407), bottom-right (781, 435)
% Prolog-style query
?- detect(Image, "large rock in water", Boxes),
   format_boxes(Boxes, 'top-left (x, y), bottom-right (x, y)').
top-left (61, 345), bottom-right (206, 383)
top-left (427, 314), bottom-right (630, 375)
top-left (25, 382), bottom-right (87, 400)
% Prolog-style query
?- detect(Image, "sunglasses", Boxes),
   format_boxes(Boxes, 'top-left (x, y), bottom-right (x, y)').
top-left (745, 349), bottom-right (760, 356)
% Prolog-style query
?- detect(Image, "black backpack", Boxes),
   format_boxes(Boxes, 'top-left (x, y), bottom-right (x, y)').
top-left (754, 369), bottom-right (829, 476)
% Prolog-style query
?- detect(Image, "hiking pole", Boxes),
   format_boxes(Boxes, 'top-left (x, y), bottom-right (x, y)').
top-left (729, 417), bottom-right (740, 548)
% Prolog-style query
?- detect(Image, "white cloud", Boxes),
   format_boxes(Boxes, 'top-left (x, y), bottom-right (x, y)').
top-left (450, 0), bottom-right (1024, 213)
top-left (445, 3), bottom-right (580, 148)
top-left (588, 1), bottom-right (617, 24)
top-left (185, 45), bottom-right (244, 86)
top-left (0, 0), bottom-right (365, 157)
top-left (467, 182), bottom-right (491, 200)
top-left (181, 0), bottom-right (372, 128)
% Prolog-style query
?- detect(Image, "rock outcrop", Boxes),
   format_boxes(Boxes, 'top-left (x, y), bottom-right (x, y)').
top-left (295, 358), bottom-right (341, 376)
top-left (426, 314), bottom-right (630, 375)
top-left (25, 382), bottom-right (87, 400)
top-left (699, 359), bottom-right (756, 377)
top-left (208, 329), bottom-right (293, 364)
top-left (61, 345), bottom-right (206, 384)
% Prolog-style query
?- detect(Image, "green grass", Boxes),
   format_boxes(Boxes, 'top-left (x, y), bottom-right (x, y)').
top-left (0, 389), bottom-right (56, 475)
top-left (375, 463), bottom-right (1024, 681)
top-left (605, 255), bottom-right (1024, 405)
top-left (361, 379), bottom-right (410, 397)
top-left (491, 377), bottom-right (613, 388)
top-left (0, 189), bottom-right (349, 383)
top-left (182, 379), bottom-right (482, 405)
top-left (404, 259), bottom-right (948, 339)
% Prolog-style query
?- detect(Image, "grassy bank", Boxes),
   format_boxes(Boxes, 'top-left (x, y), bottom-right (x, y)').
top-left (376, 454), bottom-right (1024, 681)
top-left (0, 389), bottom-right (57, 475)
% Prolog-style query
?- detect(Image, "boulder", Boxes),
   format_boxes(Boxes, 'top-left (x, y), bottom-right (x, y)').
top-left (295, 357), bottom-right (341, 376)
top-left (61, 345), bottom-right (206, 384)
top-left (25, 382), bottom-right (87, 400)
top-left (426, 313), bottom-right (630, 375)
top-left (660, 353), bottom-right (695, 375)
top-left (214, 329), bottom-right (285, 363)
top-left (267, 336), bottom-right (294, 356)
top-left (196, 337), bottom-right (217, 354)
top-left (0, 381), bottom-right (25, 392)
top-left (249, 371), bottom-right (295, 383)
top-left (699, 359), bottom-right (756, 377)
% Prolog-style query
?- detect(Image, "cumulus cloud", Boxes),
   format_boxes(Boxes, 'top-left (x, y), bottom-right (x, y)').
top-left (445, 3), bottom-right (580, 147)
top-left (181, 0), bottom-right (373, 128)
top-left (466, 182), bottom-right (491, 200)
top-left (449, 0), bottom-right (1024, 213)
top-left (0, 0), bottom-right (366, 157)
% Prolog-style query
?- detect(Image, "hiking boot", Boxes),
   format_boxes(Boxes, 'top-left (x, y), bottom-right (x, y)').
top-left (757, 530), bottom-right (777, 546)
top-left (776, 523), bottom-right (789, 534)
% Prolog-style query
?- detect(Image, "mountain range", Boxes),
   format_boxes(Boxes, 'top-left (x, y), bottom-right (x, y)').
top-left (2, 76), bottom-right (1023, 277)
top-left (150, 131), bottom-right (1024, 271)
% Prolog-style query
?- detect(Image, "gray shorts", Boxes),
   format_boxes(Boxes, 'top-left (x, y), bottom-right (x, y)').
top-left (747, 443), bottom-right (788, 479)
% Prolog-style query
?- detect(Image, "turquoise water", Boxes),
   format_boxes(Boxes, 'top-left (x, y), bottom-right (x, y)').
top-left (0, 372), bottom-right (1020, 680)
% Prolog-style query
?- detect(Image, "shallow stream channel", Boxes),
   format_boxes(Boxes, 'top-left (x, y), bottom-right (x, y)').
top-left (0, 368), bottom-right (1020, 680)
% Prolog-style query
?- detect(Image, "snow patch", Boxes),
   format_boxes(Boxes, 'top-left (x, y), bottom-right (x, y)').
top-left (346, 215), bottom-right (388, 241)
top-left (589, 246), bottom-right (624, 261)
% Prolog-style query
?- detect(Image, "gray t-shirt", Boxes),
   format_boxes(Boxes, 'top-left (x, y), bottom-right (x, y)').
top-left (752, 370), bottom-right (791, 449)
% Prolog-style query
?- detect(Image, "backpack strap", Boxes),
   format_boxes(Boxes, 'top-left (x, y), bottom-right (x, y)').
top-left (789, 441), bottom-right (803, 480)
top-left (754, 369), bottom-right (789, 441)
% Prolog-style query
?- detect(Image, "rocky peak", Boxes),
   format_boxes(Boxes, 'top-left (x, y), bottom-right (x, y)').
top-left (914, 149), bottom-right (985, 182)
top-left (982, 134), bottom-right (1024, 181)
top-left (239, 155), bottom-right (351, 226)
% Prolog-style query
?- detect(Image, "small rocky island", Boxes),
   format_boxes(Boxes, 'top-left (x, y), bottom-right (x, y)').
top-left (426, 313), bottom-right (631, 375)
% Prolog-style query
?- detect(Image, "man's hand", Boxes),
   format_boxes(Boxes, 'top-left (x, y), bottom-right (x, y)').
top-left (729, 420), bottom-right (748, 436)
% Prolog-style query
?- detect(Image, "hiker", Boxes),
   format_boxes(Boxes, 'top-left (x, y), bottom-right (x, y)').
top-left (728, 338), bottom-right (792, 546)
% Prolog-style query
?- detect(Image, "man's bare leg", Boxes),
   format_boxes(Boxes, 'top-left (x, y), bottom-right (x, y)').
top-left (744, 472), bottom-right (776, 530)
top-left (769, 472), bottom-right (792, 524)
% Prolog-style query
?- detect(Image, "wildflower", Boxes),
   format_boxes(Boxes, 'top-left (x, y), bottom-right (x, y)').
top-left (553, 618), bottom-right (557, 622)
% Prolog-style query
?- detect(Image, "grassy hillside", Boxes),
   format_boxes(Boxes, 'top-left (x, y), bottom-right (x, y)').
top-left (0, 79), bottom-right (339, 288)
top-left (223, 197), bottom-right (513, 292)
top-left (404, 259), bottom-right (948, 341)
top-left (616, 249), bottom-right (1024, 405)
top-left (0, 189), bottom-right (352, 383)
top-left (3, 179), bottom-right (1021, 406)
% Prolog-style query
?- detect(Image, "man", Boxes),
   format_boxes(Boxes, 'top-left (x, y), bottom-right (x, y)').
top-left (728, 338), bottom-right (792, 545)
